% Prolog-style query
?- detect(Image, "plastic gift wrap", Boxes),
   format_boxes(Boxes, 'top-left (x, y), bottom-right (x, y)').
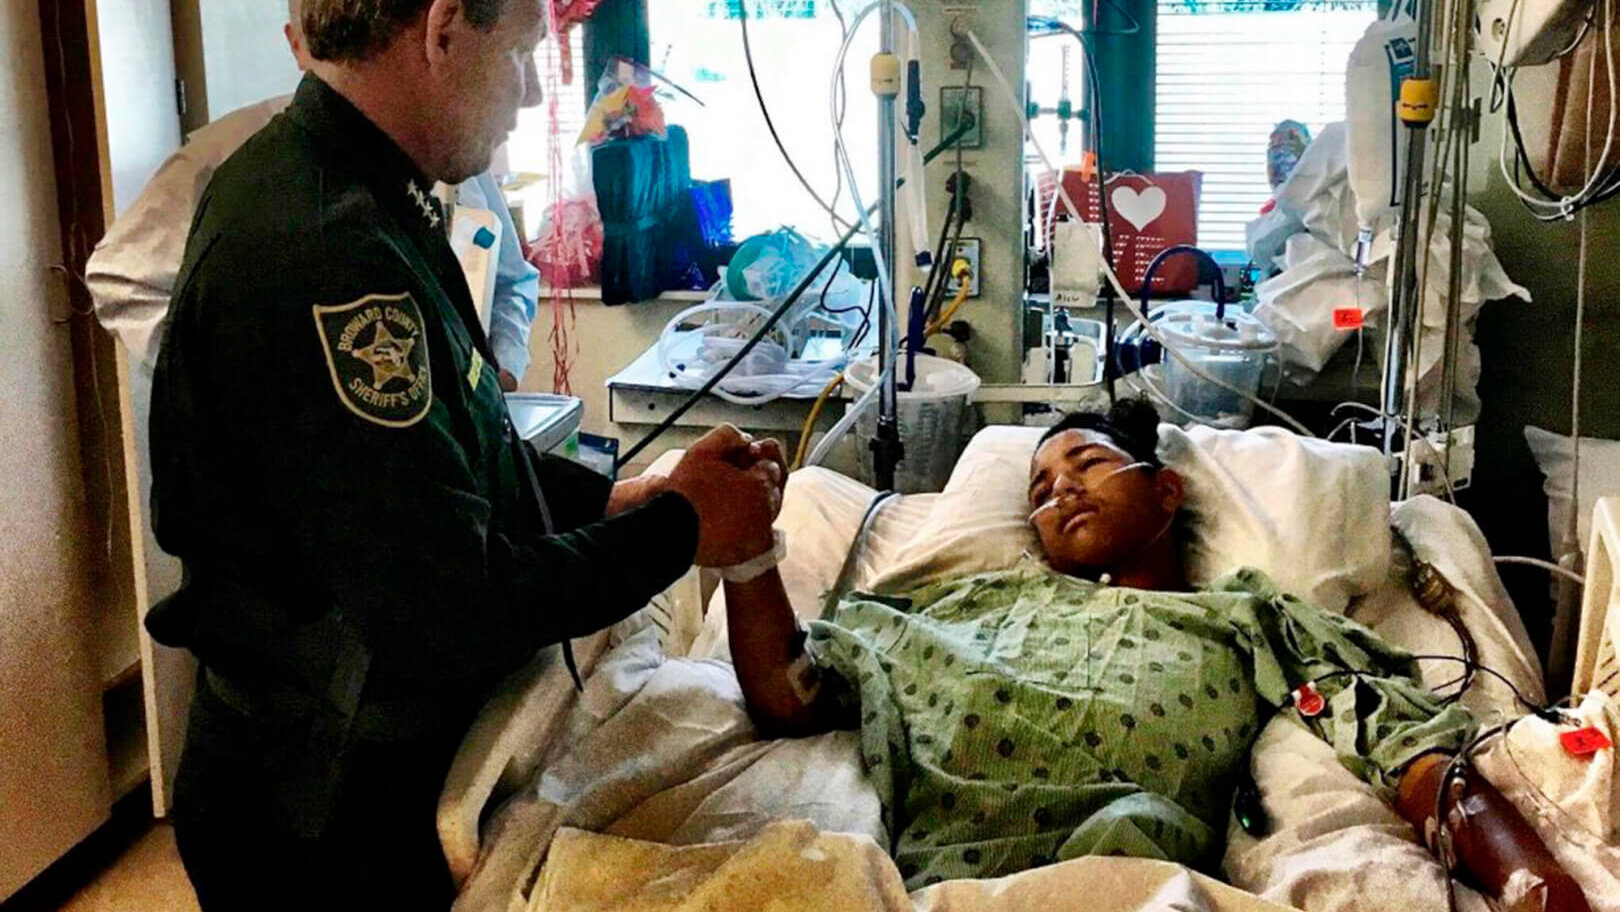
top-left (529, 194), bottom-right (604, 289)
top-left (528, 150), bottom-right (603, 289)
top-left (580, 57), bottom-right (670, 146)
top-left (1267, 120), bottom-right (1311, 189)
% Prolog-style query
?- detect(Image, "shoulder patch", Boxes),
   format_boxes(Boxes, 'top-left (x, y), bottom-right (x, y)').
top-left (312, 292), bottom-right (432, 428)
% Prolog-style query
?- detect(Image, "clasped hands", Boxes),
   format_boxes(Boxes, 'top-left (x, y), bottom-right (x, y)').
top-left (607, 425), bottom-right (787, 568)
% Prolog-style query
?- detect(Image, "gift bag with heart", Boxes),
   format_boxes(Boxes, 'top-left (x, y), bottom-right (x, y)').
top-left (1054, 170), bottom-right (1203, 296)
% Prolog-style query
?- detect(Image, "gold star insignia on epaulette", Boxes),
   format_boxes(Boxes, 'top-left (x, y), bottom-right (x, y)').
top-left (352, 321), bottom-right (418, 388)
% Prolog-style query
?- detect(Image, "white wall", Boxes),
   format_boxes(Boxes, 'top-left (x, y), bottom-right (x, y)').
top-left (93, 0), bottom-right (180, 216)
top-left (197, 0), bottom-right (300, 120)
top-left (520, 295), bottom-right (698, 472)
top-left (0, 0), bottom-right (111, 897)
top-left (901, 0), bottom-right (1028, 389)
top-left (171, 0), bottom-right (300, 132)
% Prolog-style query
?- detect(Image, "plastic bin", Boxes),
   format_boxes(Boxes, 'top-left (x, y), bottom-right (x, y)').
top-left (505, 393), bottom-right (584, 454)
top-left (845, 354), bottom-right (981, 494)
top-left (1158, 311), bottom-right (1275, 429)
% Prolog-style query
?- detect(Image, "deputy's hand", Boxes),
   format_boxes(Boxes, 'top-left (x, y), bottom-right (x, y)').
top-left (605, 474), bottom-right (670, 517)
top-left (498, 369), bottom-right (519, 392)
top-left (667, 426), bottom-right (779, 567)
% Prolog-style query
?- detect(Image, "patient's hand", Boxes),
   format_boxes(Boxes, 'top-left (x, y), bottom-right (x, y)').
top-left (606, 436), bottom-right (783, 521)
top-left (739, 438), bottom-right (787, 519)
top-left (667, 426), bottom-right (781, 567)
top-left (1396, 753), bottom-right (1590, 912)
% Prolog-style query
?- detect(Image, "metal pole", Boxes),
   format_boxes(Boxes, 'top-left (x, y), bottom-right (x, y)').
top-left (1382, 0), bottom-right (1438, 468)
top-left (1440, 4), bottom-right (1471, 431)
top-left (873, 0), bottom-right (903, 491)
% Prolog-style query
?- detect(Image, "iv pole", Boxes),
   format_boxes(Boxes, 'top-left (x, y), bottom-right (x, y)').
top-left (1382, 0), bottom-right (1439, 482)
top-left (872, 0), bottom-right (904, 491)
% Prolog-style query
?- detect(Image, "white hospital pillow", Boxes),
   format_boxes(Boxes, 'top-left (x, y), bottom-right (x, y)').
top-left (864, 425), bottom-right (1046, 595)
top-left (868, 423), bottom-right (1391, 613)
top-left (1524, 425), bottom-right (1620, 559)
top-left (1168, 424), bottom-right (1391, 613)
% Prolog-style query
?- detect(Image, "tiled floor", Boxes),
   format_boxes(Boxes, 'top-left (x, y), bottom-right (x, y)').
top-left (53, 824), bottom-right (198, 912)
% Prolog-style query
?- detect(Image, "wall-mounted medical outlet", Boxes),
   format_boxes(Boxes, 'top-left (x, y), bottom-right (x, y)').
top-left (940, 87), bottom-right (985, 150)
top-left (945, 6), bottom-right (979, 69)
top-left (944, 238), bottom-right (982, 298)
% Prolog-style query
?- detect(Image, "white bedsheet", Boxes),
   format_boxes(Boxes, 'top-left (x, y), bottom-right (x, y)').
top-left (1220, 495), bottom-right (1570, 912)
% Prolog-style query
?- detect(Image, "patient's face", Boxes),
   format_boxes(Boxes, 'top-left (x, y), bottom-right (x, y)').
top-left (1028, 430), bottom-right (1182, 576)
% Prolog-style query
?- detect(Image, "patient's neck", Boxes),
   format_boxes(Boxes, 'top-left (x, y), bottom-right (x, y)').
top-left (1106, 535), bottom-right (1188, 592)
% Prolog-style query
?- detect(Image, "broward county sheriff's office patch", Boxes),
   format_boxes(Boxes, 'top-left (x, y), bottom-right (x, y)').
top-left (312, 292), bottom-right (432, 428)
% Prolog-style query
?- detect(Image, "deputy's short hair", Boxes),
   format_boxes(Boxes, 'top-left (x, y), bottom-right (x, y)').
top-left (301, 0), bottom-right (508, 62)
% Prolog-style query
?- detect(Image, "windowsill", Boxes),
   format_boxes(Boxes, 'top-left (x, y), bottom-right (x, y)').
top-left (539, 284), bottom-right (712, 305)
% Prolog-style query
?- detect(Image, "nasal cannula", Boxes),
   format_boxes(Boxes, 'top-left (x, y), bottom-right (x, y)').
top-left (1028, 460), bottom-right (1155, 521)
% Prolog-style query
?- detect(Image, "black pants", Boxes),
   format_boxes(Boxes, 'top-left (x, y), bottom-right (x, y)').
top-left (172, 682), bottom-right (463, 912)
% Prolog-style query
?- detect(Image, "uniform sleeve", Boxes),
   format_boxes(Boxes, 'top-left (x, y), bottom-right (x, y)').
top-left (530, 450), bottom-right (614, 533)
top-left (477, 174), bottom-right (539, 382)
top-left (161, 237), bottom-right (694, 688)
top-left (1211, 569), bottom-right (1476, 795)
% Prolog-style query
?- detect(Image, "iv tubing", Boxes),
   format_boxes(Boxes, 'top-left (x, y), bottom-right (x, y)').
top-left (805, 361), bottom-right (891, 467)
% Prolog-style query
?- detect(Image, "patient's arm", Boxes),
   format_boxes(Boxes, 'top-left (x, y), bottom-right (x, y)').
top-left (724, 569), bottom-right (846, 738)
top-left (1395, 752), bottom-right (1590, 912)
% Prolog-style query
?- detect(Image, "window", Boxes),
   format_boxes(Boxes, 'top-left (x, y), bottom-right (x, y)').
top-left (1154, 0), bottom-right (1374, 252)
top-left (505, 28), bottom-right (591, 178)
top-left (647, 0), bottom-right (878, 240)
top-left (1026, 1), bottom-right (1092, 165)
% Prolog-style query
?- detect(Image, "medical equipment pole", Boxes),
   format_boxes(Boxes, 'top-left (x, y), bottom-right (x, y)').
top-left (872, 0), bottom-right (904, 491)
top-left (1381, 0), bottom-right (1440, 467)
top-left (1440, 23), bottom-right (1471, 432)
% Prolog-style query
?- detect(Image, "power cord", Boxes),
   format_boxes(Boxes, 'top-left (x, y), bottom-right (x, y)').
top-left (616, 118), bottom-right (978, 470)
top-left (739, 1), bottom-right (854, 231)
top-left (923, 61), bottom-right (974, 328)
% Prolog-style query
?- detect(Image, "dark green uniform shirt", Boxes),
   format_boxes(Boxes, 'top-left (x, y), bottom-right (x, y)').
top-left (149, 75), bottom-right (696, 763)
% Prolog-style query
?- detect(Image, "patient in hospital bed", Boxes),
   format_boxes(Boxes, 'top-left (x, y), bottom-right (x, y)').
top-left (722, 401), bottom-right (1588, 910)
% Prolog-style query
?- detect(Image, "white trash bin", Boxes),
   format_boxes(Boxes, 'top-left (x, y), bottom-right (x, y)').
top-left (845, 354), bottom-right (981, 493)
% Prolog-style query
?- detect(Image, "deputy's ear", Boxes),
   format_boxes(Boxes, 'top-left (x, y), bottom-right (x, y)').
top-left (423, 0), bottom-right (464, 66)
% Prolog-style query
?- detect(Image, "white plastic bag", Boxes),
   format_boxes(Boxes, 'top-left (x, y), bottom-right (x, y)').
top-left (1245, 207), bottom-right (1303, 272)
top-left (1346, 10), bottom-right (1419, 233)
top-left (1253, 233), bottom-right (1387, 376)
top-left (1051, 221), bottom-right (1104, 307)
top-left (1376, 206), bottom-right (1530, 422)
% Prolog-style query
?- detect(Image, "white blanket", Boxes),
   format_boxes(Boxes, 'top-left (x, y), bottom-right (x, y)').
top-left (455, 630), bottom-right (886, 912)
top-left (460, 627), bottom-right (1617, 912)
top-left (536, 821), bottom-right (1297, 912)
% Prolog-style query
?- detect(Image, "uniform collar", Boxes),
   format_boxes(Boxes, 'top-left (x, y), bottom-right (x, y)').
top-left (287, 73), bottom-right (446, 234)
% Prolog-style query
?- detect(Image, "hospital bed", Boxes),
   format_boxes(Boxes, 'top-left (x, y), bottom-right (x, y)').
top-left (438, 427), bottom-right (1619, 912)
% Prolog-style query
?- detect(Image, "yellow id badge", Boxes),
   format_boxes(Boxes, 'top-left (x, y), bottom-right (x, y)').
top-left (467, 349), bottom-right (484, 390)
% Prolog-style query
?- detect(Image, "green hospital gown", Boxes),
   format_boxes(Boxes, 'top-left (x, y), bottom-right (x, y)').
top-left (803, 560), bottom-right (1474, 889)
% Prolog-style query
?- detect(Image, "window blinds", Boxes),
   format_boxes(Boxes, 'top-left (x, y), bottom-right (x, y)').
top-left (1153, 0), bottom-right (1374, 252)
